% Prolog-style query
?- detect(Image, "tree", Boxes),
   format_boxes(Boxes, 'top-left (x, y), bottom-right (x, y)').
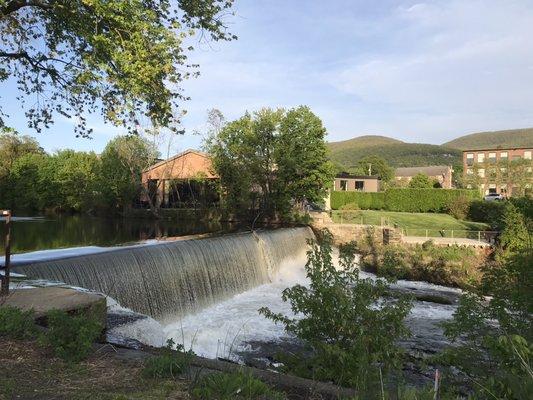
top-left (408, 173), bottom-right (433, 189)
top-left (0, 130), bottom-right (43, 179)
top-left (100, 135), bottom-right (159, 210)
top-left (0, 0), bottom-right (236, 136)
top-left (276, 106), bottom-right (334, 210)
top-left (356, 156), bottom-right (393, 182)
top-left (206, 106), bottom-right (333, 219)
top-left (48, 150), bottom-right (102, 211)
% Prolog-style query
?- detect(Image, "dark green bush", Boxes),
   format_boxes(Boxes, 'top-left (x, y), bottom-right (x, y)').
top-left (384, 188), bottom-right (479, 213)
top-left (0, 306), bottom-right (36, 339)
top-left (467, 200), bottom-right (507, 225)
top-left (330, 191), bottom-right (386, 210)
top-left (41, 310), bottom-right (102, 362)
top-left (331, 188), bottom-right (479, 212)
top-left (191, 371), bottom-right (286, 400)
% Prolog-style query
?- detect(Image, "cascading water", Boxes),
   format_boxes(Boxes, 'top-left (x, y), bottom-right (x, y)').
top-left (14, 227), bottom-right (314, 322)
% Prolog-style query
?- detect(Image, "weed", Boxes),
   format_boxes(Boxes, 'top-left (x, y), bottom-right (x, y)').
top-left (191, 371), bottom-right (286, 400)
top-left (40, 309), bottom-right (102, 362)
top-left (0, 306), bottom-right (36, 339)
top-left (142, 339), bottom-right (192, 379)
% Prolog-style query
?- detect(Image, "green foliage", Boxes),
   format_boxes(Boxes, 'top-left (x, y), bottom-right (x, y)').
top-left (363, 241), bottom-right (481, 288)
top-left (100, 135), bottom-right (159, 210)
top-left (467, 200), bottom-right (507, 225)
top-left (331, 191), bottom-right (386, 210)
top-left (445, 195), bottom-right (471, 220)
top-left (443, 128), bottom-right (533, 150)
top-left (0, 0), bottom-right (236, 136)
top-left (331, 188), bottom-right (479, 212)
top-left (206, 106), bottom-right (333, 219)
top-left (0, 306), bottom-right (37, 339)
top-left (259, 230), bottom-right (412, 389)
top-left (408, 173), bottom-right (434, 189)
top-left (356, 155), bottom-right (394, 182)
top-left (328, 136), bottom-right (461, 169)
top-left (191, 371), bottom-right (286, 400)
top-left (41, 310), bottom-right (102, 362)
top-left (142, 339), bottom-right (192, 379)
top-left (497, 203), bottom-right (530, 257)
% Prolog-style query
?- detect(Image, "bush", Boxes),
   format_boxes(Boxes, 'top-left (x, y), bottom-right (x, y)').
top-left (191, 371), bottom-right (286, 400)
top-left (330, 191), bottom-right (386, 210)
top-left (0, 306), bottom-right (36, 339)
top-left (331, 188), bottom-right (479, 212)
top-left (259, 230), bottom-right (412, 390)
top-left (340, 202), bottom-right (360, 210)
top-left (41, 310), bottom-right (102, 362)
top-left (142, 339), bottom-right (192, 379)
top-left (467, 200), bottom-right (506, 225)
top-left (446, 195), bottom-right (470, 220)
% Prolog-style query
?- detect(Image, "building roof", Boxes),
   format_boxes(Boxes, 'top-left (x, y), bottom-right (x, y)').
top-left (461, 146), bottom-right (533, 152)
top-left (335, 172), bottom-right (380, 180)
top-left (143, 149), bottom-right (210, 173)
top-left (394, 165), bottom-right (451, 177)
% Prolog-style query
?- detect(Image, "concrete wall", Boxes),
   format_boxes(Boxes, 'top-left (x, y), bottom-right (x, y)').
top-left (333, 177), bottom-right (380, 192)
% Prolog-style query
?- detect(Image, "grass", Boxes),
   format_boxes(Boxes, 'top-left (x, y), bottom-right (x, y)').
top-left (331, 210), bottom-right (490, 238)
top-left (0, 338), bottom-right (189, 399)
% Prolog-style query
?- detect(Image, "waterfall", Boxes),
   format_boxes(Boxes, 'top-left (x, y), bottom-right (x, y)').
top-left (14, 227), bottom-right (314, 322)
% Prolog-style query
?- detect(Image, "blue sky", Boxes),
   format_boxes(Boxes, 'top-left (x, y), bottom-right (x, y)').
top-left (2, 0), bottom-right (533, 155)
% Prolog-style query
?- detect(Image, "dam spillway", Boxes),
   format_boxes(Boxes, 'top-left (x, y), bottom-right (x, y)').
top-left (13, 227), bottom-right (314, 321)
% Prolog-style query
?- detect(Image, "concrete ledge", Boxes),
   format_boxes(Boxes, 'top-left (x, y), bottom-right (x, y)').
top-left (0, 287), bottom-right (107, 327)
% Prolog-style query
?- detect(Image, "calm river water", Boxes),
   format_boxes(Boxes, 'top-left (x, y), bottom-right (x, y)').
top-left (0, 214), bottom-right (231, 256)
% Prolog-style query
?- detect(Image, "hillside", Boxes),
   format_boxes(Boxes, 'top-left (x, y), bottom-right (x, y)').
top-left (444, 128), bottom-right (533, 150)
top-left (328, 136), bottom-right (461, 169)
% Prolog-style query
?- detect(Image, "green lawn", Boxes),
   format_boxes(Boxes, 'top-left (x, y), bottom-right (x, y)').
top-left (331, 210), bottom-right (490, 238)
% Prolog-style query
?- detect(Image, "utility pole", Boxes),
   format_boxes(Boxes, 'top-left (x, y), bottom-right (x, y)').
top-left (0, 210), bottom-right (11, 296)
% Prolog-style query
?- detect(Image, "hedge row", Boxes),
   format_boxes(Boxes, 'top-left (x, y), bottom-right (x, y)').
top-left (331, 188), bottom-right (480, 213)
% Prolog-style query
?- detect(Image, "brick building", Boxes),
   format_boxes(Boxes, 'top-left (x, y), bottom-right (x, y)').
top-left (141, 149), bottom-right (219, 208)
top-left (462, 147), bottom-right (533, 196)
top-left (394, 165), bottom-right (453, 189)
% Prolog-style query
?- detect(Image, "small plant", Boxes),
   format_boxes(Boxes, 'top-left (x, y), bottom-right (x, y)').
top-left (142, 339), bottom-right (192, 379)
top-left (260, 230), bottom-right (412, 390)
top-left (41, 309), bottom-right (102, 362)
top-left (0, 306), bottom-right (36, 339)
top-left (191, 371), bottom-right (286, 400)
top-left (446, 195), bottom-right (470, 220)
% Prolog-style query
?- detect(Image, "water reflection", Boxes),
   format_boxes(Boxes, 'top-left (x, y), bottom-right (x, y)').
top-left (0, 214), bottom-right (234, 255)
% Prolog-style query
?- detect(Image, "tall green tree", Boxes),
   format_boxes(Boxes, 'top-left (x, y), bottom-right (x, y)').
top-left (0, 0), bottom-right (235, 136)
top-left (100, 135), bottom-right (159, 210)
top-left (0, 131), bottom-right (43, 179)
top-left (408, 173), bottom-right (434, 189)
top-left (356, 155), bottom-right (393, 182)
top-left (206, 106), bottom-right (334, 219)
top-left (276, 106), bottom-right (333, 209)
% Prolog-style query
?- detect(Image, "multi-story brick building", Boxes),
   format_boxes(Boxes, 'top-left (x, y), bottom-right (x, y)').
top-left (462, 147), bottom-right (533, 196)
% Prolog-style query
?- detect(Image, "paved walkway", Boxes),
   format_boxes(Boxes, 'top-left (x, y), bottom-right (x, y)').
top-left (402, 236), bottom-right (491, 247)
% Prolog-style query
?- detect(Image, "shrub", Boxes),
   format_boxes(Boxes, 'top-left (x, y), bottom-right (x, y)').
top-left (331, 188), bottom-right (479, 212)
top-left (191, 371), bottom-right (286, 400)
top-left (340, 202), bottom-right (360, 210)
top-left (467, 200), bottom-right (506, 225)
top-left (384, 188), bottom-right (479, 213)
top-left (0, 306), bottom-right (36, 339)
top-left (331, 191), bottom-right (386, 210)
top-left (41, 310), bottom-right (102, 362)
top-left (142, 339), bottom-right (192, 379)
top-left (259, 230), bottom-right (412, 390)
top-left (446, 195), bottom-right (470, 220)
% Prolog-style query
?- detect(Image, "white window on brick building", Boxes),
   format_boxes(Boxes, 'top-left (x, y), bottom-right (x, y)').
top-left (466, 153), bottom-right (474, 165)
top-left (477, 153), bottom-right (485, 163)
top-left (525, 151), bottom-right (532, 160)
top-left (500, 151), bottom-right (508, 159)
top-left (466, 168), bottom-right (473, 175)
top-left (478, 168), bottom-right (485, 178)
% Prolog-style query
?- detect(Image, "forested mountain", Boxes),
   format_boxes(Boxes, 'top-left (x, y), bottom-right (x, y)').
top-left (443, 128), bottom-right (533, 150)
